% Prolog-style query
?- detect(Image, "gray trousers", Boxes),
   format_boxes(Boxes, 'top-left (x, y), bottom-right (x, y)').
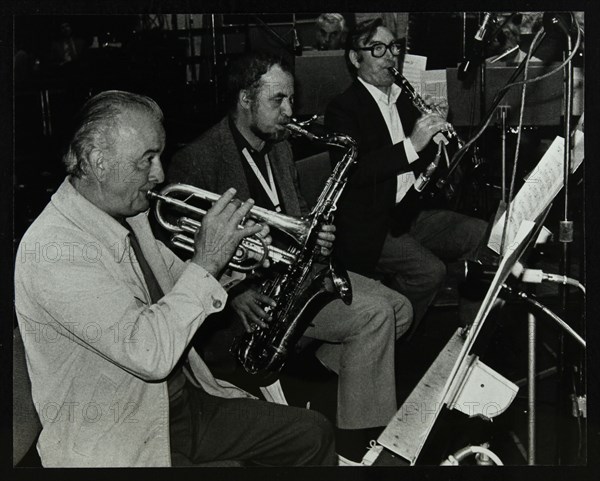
top-left (376, 209), bottom-right (489, 329)
top-left (305, 272), bottom-right (413, 429)
top-left (169, 380), bottom-right (336, 466)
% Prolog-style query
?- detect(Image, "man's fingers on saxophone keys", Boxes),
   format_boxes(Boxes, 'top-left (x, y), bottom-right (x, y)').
top-left (316, 224), bottom-right (336, 245)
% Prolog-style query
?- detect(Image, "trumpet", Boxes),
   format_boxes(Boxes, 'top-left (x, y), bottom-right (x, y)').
top-left (147, 183), bottom-right (308, 271)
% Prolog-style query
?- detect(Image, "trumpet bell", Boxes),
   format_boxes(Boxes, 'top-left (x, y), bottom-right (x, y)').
top-left (148, 183), bottom-right (309, 271)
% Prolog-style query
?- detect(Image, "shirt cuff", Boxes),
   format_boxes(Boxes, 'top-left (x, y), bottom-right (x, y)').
top-left (174, 262), bottom-right (228, 314)
top-left (403, 138), bottom-right (420, 164)
top-left (220, 269), bottom-right (246, 291)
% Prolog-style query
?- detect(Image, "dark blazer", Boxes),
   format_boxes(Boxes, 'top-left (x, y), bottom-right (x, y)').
top-left (168, 117), bottom-right (309, 217)
top-left (325, 79), bottom-right (437, 276)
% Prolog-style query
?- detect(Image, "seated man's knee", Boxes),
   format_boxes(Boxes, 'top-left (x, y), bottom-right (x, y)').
top-left (362, 300), bottom-right (398, 338)
top-left (426, 257), bottom-right (447, 290)
top-left (391, 293), bottom-right (413, 338)
top-left (461, 217), bottom-right (489, 258)
top-left (294, 411), bottom-right (336, 464)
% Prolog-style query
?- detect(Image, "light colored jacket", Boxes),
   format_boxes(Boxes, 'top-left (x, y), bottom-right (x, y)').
top-left (14, 177), bottom-right (250, 467)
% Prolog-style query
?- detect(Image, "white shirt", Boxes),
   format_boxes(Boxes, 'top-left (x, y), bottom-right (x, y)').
top-left (358, 76), bottom-right (419, 203)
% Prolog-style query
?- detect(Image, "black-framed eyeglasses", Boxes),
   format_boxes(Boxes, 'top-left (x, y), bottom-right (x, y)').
top-left (356, 40), bottom-right (406, 58)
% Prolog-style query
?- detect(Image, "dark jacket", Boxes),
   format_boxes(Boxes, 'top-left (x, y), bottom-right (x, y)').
top-left (168, 117), bottom-right (308, 217)
top-left (325, 79), bottom-right (437, 276)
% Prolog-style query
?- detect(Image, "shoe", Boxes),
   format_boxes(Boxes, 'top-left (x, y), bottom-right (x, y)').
top-left (337, 454), bottom-right (364, 466)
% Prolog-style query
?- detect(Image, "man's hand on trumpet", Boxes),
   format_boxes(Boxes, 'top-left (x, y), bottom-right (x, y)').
top-left (242, 218), bottom-right (273, 269)
top-left (192, 188), bottom-right (267, 278)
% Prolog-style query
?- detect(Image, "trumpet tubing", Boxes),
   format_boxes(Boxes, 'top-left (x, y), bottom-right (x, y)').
top-left (148, 184), bottom-right (308, 270)
top-left (175, 217), bottom-right (297, 266)
top-left (149, 184), bottom-right (310, 244)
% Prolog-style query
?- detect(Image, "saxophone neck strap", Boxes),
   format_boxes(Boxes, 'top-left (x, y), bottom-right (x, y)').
top-left (242, 147), bottom-right (282, 213)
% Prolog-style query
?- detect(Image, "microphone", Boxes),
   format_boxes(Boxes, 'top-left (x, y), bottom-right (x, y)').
top-left (456, 258), bottom-right (523, 300)
top-left (458, 12), bottom-right (495, 81)
top-left (542, 12), bottom-right (573, 37)
top-left (475, 12), bottom-right (493, 41)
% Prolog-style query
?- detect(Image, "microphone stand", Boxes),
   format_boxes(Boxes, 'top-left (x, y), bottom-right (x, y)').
top-left (439, 30), bottom-right (547, 189)
top-left (252, 15), bottom-right (298, 56)
top-left (552, 14), bottom-right (581, 465)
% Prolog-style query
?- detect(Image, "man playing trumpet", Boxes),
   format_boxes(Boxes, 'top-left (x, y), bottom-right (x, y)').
top-left (168, 52), bottom-right (413, 462)
top-left (14, 90), bottom-right (336, 466)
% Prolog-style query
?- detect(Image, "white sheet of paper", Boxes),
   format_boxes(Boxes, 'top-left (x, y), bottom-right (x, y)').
top-left (401, 54), bottom-right (427, 94)
top-left (395, 171), bottom-right (417, 203)
top-left (488, 136), bottom-right (565, 254)
top-left (421, 69), bottom-right (448, 105)
top-left (572, 113), bottom-right (584, 173)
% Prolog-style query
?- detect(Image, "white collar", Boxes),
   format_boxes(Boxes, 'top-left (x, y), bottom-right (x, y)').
top-left (358, 76), bottom-right (402, 106)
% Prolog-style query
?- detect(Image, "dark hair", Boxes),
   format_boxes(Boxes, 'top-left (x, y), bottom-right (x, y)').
top-left (63, 90), bottom-right (163, 178)
top-left (226, 51), bottom-right (293, 113)
top-left (345, 17), bottom-right (384, 74)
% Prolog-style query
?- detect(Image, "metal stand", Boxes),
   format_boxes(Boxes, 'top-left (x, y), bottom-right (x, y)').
top-left (527, 312), bottom-right (536, 465)
top-left (498, 105), bottom-right (509, 203)
top-left (554, 14), bottom-right (576, 465)
top-left (210, 14), bottom-right (219, 109)
top-left (443, 32), bottom-right (547, 185)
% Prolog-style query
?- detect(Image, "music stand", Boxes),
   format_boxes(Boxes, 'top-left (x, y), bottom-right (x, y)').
top-left (294, 50), bottom-right (353, 116)
top-left (447, 65), bottom-right (583, 127)
top-left (369, 208), bottom-right (551, 466)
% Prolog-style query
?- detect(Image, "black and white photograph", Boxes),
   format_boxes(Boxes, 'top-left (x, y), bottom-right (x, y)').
top-left (4, 2), bottom-right (597, 479)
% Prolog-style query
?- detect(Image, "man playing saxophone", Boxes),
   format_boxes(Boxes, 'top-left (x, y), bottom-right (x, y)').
top-left (325, 18), bottom-right (488, 332)
top-left (168, 52), bottom-right (413, 462)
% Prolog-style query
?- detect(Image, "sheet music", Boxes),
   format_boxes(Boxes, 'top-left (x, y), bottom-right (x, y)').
top-left (377, 219), bottom-right (535, 465)
top-left (395, 172), bottom-right (416, 203)
top-left (572, 113), bottom-right (584, 173)
top-left (401, 53), bottom-right (427, 94)
top-left (488, 136), bottom-right (564, 254)
top-left (421, 69), bottom-right (448, 105)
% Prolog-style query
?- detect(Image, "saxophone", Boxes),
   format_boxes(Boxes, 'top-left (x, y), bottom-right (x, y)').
top-left (230, 119), bottom-right (357, 381)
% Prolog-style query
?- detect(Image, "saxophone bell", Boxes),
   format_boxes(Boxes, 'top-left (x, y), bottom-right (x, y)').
top-left (230, 124), bottom-right (357, 379)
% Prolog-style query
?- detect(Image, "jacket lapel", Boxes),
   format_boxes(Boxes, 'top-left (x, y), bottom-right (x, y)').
top-left (396, 91), bottom-right (418, 134)
top-left (353, 80), bottom-right (394, 148)
top-left (216, 118), bottom-right (252, 200)
top-left (218, 118), bottom-right (301, 217)
top-left (127, 212), bottom-right (175, 294)
top-left (269, 144), bottom-right (301, 216)
top-left (354, 79), bottom-right (418, 146)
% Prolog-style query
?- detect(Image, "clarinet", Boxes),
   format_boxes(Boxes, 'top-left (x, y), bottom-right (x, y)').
top-left (388, 67), bottom-right (467, 195)
top-left (388, 66), bottom-right (463, 146)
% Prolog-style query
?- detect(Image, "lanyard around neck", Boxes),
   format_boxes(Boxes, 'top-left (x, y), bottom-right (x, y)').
top-left (241, 147), bottom-right (281, 212)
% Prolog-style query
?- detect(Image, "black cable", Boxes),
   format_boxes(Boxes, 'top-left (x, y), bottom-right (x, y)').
top-left (502, 285), bottom-right (586, 349)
